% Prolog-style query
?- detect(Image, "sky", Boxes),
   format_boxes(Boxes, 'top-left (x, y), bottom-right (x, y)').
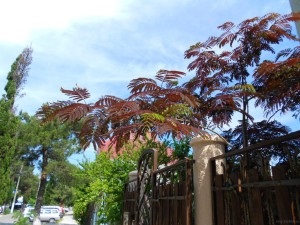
top-left (0, 0), bottom-right (299, 163)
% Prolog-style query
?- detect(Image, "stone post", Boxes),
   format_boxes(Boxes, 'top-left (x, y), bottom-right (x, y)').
top-left (128, 170), bottom-right (138, 182)
top-left (191, 135), bottom-right (227, 225)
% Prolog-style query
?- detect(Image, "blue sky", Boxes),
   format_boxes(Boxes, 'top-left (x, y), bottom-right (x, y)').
top-left (0, 0), bottom-right (299, 163)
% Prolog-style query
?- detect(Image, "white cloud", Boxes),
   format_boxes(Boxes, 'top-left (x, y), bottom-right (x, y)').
top-left (0, 0), bottom-right (298, 135)
top-left (0, 0), bottom-right (130, 43)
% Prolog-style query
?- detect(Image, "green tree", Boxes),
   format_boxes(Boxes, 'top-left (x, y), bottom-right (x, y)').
top-left (18, 114), bottom-right (81, 213)
top-left (17, 166), bottom-right (39, 205)
top-left (0, 100), bottom-right (18, 204)
top-left (4, 47), bottom-right (32, 112)
top-left (9, 163), bottom-right (39, 206)
top-left (73, 149), bottom-right (140, 225)
top-left (73, 138), bottom-right (172, 225)
top-left (167, 136), bottom-right (192, 160)
top-left (0, 47), bottom-right (32, 205)
top-left (43, 161), bottom-right (80, 207)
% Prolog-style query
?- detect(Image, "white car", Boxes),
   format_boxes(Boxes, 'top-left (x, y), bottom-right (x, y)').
top-left (39, 208), bottom-right (60, 223)
top-left (42, 205), bottom-right (64, 218)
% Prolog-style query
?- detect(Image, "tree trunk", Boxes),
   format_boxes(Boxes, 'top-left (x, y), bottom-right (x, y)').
top-left (241, 75), bottom-right (249, 148)
top-left (35, 147), bottom-right (48, 214)
top-left (82, 202), bottom-right (95, 225)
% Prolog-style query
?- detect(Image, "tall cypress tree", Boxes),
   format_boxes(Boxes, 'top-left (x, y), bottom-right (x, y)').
top-left (0, 47), bottom-right (32, 204)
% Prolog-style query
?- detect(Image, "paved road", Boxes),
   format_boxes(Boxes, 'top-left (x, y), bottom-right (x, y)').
top-left (0, 213), bottom-right (15, 225)
top-left (59, 211), bottom-right (78, 225)
top-left (0, 211), bottom-right (78, 225)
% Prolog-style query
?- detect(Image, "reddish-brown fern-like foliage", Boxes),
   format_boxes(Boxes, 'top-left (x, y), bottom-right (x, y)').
top-left (183, 12), bottom-right (300, 130)
top-left (37, 70), bottom-right (206, 152)
top-left (108, 69), bottom-right (206, 149)
top-left (253, 46), bottom-right (300, 119)
top-left (60, 86), bottom-right (91, 102)
top-left (36, 87), bottom-right (114, 150)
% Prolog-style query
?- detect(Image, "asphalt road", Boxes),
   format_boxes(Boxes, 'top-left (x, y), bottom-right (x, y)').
top-left (0, 213), bottom-right (14, 225)
top-left (0, 211), bottom-right (78, 225)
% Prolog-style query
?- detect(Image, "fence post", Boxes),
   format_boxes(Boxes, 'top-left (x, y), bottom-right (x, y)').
top-left (123, 170), bottom-right (137, 225)
top-left (191, 135), bottom-right (226, 225)
top-left (129, 170), bottom-right (138, 181)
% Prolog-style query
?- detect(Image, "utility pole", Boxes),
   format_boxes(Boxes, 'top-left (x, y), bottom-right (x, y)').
top-left (10, 164), bottom-right (23, 213)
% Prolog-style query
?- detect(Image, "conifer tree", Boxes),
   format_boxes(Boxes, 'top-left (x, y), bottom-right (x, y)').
top-left (0, 47), bottom-right (32, 204)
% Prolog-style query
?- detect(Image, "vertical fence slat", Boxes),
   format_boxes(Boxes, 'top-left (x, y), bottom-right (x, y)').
top-left (165, 184), bottom-right (171, 225)
top-left (173, 183), bottom-right (178, 224)
top-left (159, 186), bottom-right (163, 225)
top-left (211, 159), bottom-right (217, 225)
top-left (247, 169), bottom-right (264, 225)
top-left (272, 165), bottom-right (294, 225)
top-left (229, 173), bottom-right (241, 225)
top-left (215, 174), bottom-right (225, 225)
top-left (186, 160), bottom-right (193, 225)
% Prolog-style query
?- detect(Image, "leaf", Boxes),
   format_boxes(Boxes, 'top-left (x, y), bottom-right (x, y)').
top-left (56, 103), bottom-right (92, 122)
top-left (60, 86), bottom-right (91, 102)
top-left (217, 21), bottom-right (235, 31)
top-left (155, 70), bottom-right (186, 83)
top-left (232, 84), bottom-right (256, 94)
top-left (162, 104), bottom-right (192, 118)
top-left (95, 95), bottom-right (123, 107)
top-left (128, 78), bottom-right (159, 94)
top-left (80, 115), bottom-right (108, 150)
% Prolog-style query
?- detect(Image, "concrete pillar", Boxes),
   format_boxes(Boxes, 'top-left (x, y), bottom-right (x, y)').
top-left (129, 170), bottom-right (138, 182)
top-left (191, 135), bottom-right (227, 225)
top-left (128, 170), bottom-right (138, 193)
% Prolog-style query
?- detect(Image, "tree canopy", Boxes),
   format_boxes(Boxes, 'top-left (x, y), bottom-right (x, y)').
top-left (18, 114), bottom-right (81, 212)
top-left (37, 71), bottom-right (206, 151)
top-left (36, 12), bottom-right (300, 152)
top-left (0, 47), bottom-right (32, 204)
top-left (73, 149), bottom-right (140, 224)
top-left (183, 12), bottom-right (300, 147)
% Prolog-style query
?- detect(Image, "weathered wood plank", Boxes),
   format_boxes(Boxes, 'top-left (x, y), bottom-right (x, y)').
top-left (247, 169), bottom-right (264, 225)
top-left (272, 165), bottom-right (294, 225)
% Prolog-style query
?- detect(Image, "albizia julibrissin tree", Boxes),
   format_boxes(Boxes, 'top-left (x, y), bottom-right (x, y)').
top-left (183, 12), bottom-right (300, 147)
top-left (37, 70), bottom-right (207, 151)
top-left (253, 46), bottom-right (300, 120)
top-left (37, 12), bottom-right (300, 151)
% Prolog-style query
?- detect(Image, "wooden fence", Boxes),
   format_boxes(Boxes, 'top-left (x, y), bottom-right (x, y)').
top-left (123, 131), bottom-right (300, 225)
top-left (151, 159), bottom-right (194, 225)
top-left (122, 151), bottom-right (194, 225)
top-left (123, 178), bottom-right (138, 224)
top-left (210, 130), bottom-right (300, 225)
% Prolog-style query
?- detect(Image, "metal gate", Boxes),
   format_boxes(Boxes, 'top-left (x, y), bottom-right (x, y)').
top-left (122, 148), bottom-right (194, 225)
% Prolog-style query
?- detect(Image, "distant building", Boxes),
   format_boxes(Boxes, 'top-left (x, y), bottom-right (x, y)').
top-left (98, 133), bottom-right (173, 159)
top-left (97, 132), bottom-right (152, 156)
top-left (290, 0), bottom-right (300, 37)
